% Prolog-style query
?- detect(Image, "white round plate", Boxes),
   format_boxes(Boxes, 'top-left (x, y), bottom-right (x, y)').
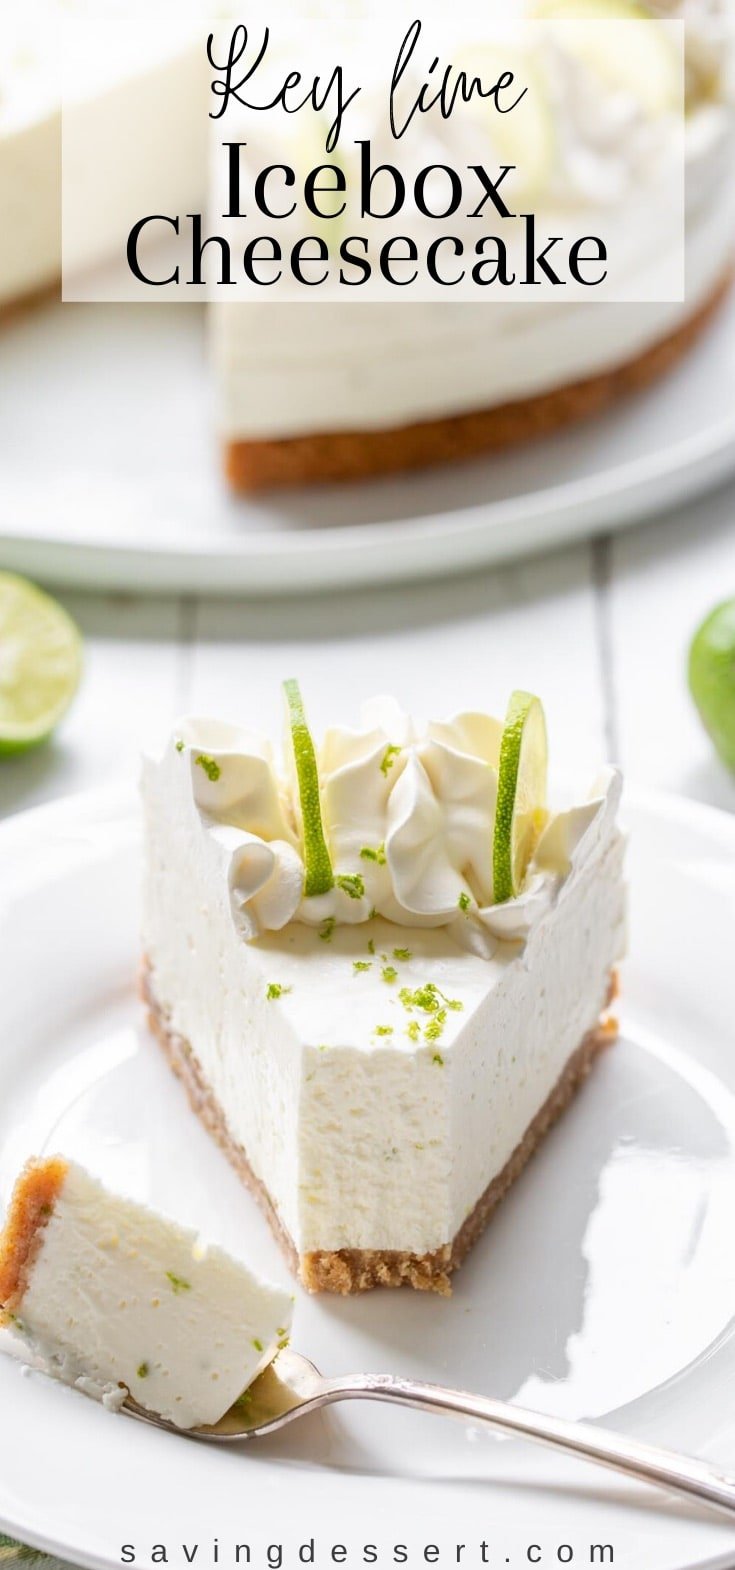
top-left (1, 788), bottom-right (735, 1570)
top-left (0, 292), bottom-right (733, 595)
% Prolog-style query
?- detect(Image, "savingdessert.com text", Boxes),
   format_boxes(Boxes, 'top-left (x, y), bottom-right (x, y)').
top-left (120, 1541), bottom-right (615, 1567)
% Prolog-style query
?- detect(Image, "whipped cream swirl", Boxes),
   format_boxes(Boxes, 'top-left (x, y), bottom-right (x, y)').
top-left (171, 703), bottom-right (622, 956)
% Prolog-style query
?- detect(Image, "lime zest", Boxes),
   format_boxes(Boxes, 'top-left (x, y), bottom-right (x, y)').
top-left (492, 690), bottom-right (548, 905)
top-left (195, 753), bottom-right (221, 783)
top-left (165, 1271), bottom-right (191, 1294)
top-left (380, 744), bottom-right (401, 777)
top-left (283, 678), bottom-right (334, 897)
top-left (425, 1011), bottom-right (447, 1042)
top-left (399, 981), bottom-right (463, 1015)
top-left (335, 872), bottom-right (365, 900)
top-left (266, 982), bottom-right (291, 1000)
top-left (360, 843), bottom-right (386, 865)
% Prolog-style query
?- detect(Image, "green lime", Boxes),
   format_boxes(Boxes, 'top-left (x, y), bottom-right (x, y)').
top-left (493, 690), bottom-right (548, 904)
top-left (532, 0), bottom-right (680, 116)
top-left (0, 573), bottom-right (82, 756)
top-left (283, 678), bottom-right (333, 897)
top-left (689, 598), bottom-right (735, 775)
top-left (469, 45), bottom-right (555, 202)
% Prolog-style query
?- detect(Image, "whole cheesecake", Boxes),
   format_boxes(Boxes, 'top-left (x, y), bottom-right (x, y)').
top-left (141, 687), bottom-right (626, 1294)
top-left (3, 3), bottom-right (732, 493)
top-left (0, 12), bottom-right (206, 313)
top-left (215, 0), bottom-right (735, 490)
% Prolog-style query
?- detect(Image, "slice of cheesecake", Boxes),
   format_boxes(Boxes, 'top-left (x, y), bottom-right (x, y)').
top-left (141, 687), bottom-right (626, 1295)
top-left (0, 1157), bottom-right (292, 1428)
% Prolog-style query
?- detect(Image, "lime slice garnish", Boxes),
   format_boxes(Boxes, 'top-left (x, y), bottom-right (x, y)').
top-left (689, 599), bottom-right (735, 776)
top-left (493, 690), bottom-right (548, 904)
top-left (283, 678), bottom-right (333, 896)
top-left (0, 573), bottom-right (83, 756)
top-left (532, 0), bottom-right (680, 116)
top-left (470, 44), bottom-right (555, 203)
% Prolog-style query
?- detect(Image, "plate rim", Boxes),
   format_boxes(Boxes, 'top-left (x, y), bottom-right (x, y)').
top-left (0, 410), bottom-right (733, 595)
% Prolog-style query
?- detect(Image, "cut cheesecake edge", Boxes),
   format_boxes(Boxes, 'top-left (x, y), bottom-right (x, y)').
top-left (142, 961), bottom-right (619, 1296)
top-left (0, 1154), bottom-right (294, 1428)
top-left (0, 1155), bottom-right (68, 1320)
top-left (223, 273), bottom-right (732, 492)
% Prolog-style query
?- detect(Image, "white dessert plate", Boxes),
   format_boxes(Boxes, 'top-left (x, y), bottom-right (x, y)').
top-left (0, 786), bottom-right (734, 1570)
top-left (0, 291), bottom-right (734, 595)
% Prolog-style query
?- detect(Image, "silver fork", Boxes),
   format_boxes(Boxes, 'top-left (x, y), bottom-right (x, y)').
top-left (124, 1347), bottom-right (735, 1521)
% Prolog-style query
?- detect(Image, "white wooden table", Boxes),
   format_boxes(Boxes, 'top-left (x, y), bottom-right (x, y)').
top-left (1, 478), bottom-right (734, 822)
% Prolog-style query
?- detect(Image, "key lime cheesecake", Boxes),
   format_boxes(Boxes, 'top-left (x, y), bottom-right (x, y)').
top-left (141, 684), bottom-right (626, 1294)
top-left (0, 1156), bottom-right (292, 1427)
top-left (0, 10), bottom-right (206, 312)
top-left (217, 0), bottom-right (735, 490)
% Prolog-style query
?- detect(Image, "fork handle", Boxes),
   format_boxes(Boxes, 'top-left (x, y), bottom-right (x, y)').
top-left (320, 1374), bottom-right (735, 1520)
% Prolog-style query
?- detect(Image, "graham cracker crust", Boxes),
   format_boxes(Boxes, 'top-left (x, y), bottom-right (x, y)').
top-left (0, 1157), bottom-right (68, 1320)
top-left (142, 962), bottom-right (618, 1295)
top-left (224, 274), bottom-right (732, 491)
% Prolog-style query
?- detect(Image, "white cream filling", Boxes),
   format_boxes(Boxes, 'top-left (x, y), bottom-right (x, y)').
top-left (213, 152), bottom-right (735, 441)
top-left (14, 1161), bottom-right (292, 1429)
top-left (141, 712), bottom-right (626, 1257)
